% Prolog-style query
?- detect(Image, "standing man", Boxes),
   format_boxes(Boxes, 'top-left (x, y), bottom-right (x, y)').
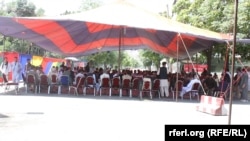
top-left (247, 66), bottom-right (250, 100)
top-left (239, 68), bottom-right (249, 102)
top-left (11, 57), bottom-right (22, 89)
top-left (234, 67), bottom-right (242, 99)
top-left (0, 57), bottom-right (10, 84)
top-left (85, 62), bottom-right (90, 73)
top-left (157, 62), bottom-right (169, 98)
top-left (25, 58), bottom-right (32, 76)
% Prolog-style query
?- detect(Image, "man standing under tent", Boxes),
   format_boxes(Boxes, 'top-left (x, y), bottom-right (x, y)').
top-left (239, 68), bottom-right (248, 102)
top-left (247, 67), bottom-right (250, 100)
top-left (0, 57), bottom-right (11, 84)
top-left (25, 58), bottom-right (33, 76)
top-left (11, 57), bottom-right (22, 90)
top-left (157, 62), bottom-right (169, 98)
top-left (85, 62), bottom-right (90, 73)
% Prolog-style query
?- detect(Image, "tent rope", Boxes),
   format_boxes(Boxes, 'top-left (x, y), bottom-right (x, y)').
top-left (178, 34), bottom-right (207, 95)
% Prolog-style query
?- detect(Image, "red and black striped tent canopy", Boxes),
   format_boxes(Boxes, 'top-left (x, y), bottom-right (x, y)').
top-left (0, 0), bottom-right (231, 59)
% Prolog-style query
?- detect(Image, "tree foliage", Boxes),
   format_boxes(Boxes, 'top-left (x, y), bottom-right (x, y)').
top-left (139, 49), bottom-right (165, 70)
top-left (0, 0), bottom-right (49, 57)
top-left (84, 50), bottom-right (141, 70)
top-left (172, 0), bottom-right (250, 66)
top-left (79, 0), bottom-right (103, 11)
top-left (4, 0), bottom-right (37, 17)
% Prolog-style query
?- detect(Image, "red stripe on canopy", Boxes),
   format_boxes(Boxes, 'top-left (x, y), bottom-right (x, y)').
top-left (17, 19), bottom-right (76, 49)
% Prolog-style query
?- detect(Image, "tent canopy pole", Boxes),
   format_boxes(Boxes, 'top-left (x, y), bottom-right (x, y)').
top-left (179, 34), bottom-right (206, 95)
top-left (228, 0), bottom-right (238, 125)
top-left (175, 33), bottom-right (180, 102)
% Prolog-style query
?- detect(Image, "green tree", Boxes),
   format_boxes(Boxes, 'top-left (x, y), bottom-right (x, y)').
top-left (0, 0), bottom-right (50, 56)
top-left (61, 10), bottom-right (75, 15)
top-left (172, 0), bottom-right (250, 72)
top-left (79, 0), bottom-right (103, 11)
top-left (139, 49), bottom-right (165, 70)
top-left (36, 8), bottom-right (45, 17)
top-left (16, 0), bottom-right (36, 16)
top-left (121, 51), bottom-right (140, 69)
top-left (86, 51), bottom-right (118, 69)
top-left (0, 0), bottom-right (6, 15)
top-left (85, 50), bottom-right (141, 70)
top-left (5, 0), bottom-right (36, 17)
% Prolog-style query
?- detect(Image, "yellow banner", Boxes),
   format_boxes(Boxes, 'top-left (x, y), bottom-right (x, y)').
top-left (31, 55), bottom-right (43, 66)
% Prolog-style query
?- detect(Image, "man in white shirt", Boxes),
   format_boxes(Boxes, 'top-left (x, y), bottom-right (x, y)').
top-left (157, 62), bottom-right (169, 97)
top-left (180, 75), bottom-right (201, 98)
top-left (96, 69), bottom-right (110, 93)
top-left (122, 70), bottom-right (132, 81)
top-left (11, 57), bottom-right (22, 83)
top-left (0, 57), bottom-right (10, 83)
top-left (73, 69), bottom-right (84, 85)
top-left (11, 57), bottom-right (22, 91)
top-left (100, 69), bottom-right (110, 85)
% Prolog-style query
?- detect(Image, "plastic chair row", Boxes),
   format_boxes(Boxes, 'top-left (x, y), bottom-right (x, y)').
top-left (24, 73), bottom-right (162, 100)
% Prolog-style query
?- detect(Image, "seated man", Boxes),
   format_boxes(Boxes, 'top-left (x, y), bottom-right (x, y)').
top-left (96, 68), bottom-right (110, 91)
top-left (180, 75), bottom-right (201, 98)
top-left (203, 73), bottom-right (217, 96)
top-left (0, 57), bottom-right (10, 84)
top-left (99, 69), bottom-right (110, 85)
top-left (122, 70), bottom-right (132, 81)
top-left (27, 66), bottom-right (39, 83)
top-left (73, 69), bottom-right (84, 85)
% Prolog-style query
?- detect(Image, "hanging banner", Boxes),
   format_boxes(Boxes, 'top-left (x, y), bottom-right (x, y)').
top-left (31, 55), bottom-right (43, 66)
top-left (0, 52), bottom-right (65, 82)
top-left (183, 63), bottom-right (207, 73)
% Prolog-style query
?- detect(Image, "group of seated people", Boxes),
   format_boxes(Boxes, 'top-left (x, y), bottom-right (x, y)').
top-left (25, 65), bottom-right (45, 83)
top-left (169, 68), bottom-right (232, 99)
top-left (25, 60), bottom-right (233, 99)
top-left (44, 65), bottom-right (158, 94)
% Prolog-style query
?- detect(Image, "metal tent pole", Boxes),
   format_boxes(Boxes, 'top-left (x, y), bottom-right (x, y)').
top-left (118, 27), bottom-right (122, 73)
top-left (228, 0), bottom-right (238, 125)
top-left (176, 33), bottom-right (180, 102)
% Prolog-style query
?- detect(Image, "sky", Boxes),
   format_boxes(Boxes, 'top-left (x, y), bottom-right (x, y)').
top-left (24, 0), bottom-right (174, 16)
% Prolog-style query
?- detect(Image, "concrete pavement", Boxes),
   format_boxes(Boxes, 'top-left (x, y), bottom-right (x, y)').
top-left (0, 85), bottom-right (249, 141)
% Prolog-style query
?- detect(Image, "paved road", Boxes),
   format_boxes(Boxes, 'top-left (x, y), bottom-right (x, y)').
top-left (0, 86), bottom-right (249, 141)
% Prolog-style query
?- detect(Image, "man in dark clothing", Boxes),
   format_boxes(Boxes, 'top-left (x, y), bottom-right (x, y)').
top-left (203, 73), bottom-right (217, 96)
top-left (157, 62), bottom-right (169, 97)
top-left (85, 62), bottom-right (90, 73)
